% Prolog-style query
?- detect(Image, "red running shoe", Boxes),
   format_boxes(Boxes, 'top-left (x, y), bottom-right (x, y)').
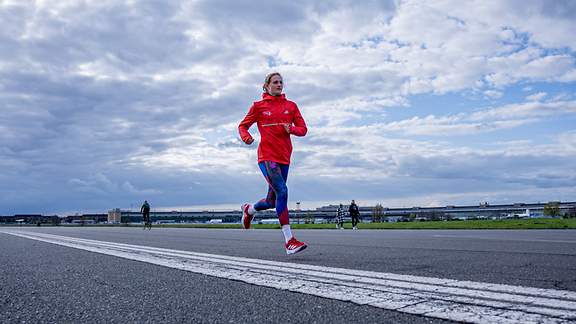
top-left (241, 203), bottom-right (254, 229)
top-left (285, 237), bottom-right (307, 255)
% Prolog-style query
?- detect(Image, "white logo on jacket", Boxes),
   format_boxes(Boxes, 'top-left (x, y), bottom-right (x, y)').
top-left (263, 111), bottom-right (272, 116)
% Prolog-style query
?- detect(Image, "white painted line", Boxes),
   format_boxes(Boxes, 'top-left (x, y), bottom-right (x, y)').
top-left (432, 234), bottom-right (576, 244)
top-left (3, 230), bottom-right (576, 324)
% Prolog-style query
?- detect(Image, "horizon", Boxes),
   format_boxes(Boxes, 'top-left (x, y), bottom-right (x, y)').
top-left (5, 198), bottom-right (573, 217)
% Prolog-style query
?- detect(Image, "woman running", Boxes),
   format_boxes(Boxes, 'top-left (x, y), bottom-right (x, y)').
top-left (238, 72), bottom-right (308, 255)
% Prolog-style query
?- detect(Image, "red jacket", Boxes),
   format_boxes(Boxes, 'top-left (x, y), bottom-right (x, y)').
top-left (239, 93), bottom-right (307, 164)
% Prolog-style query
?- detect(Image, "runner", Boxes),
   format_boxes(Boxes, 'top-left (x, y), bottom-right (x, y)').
top-left (140, 200), bottom-right (151, 230)
top-left (238, 72), bottom-right (308, 255)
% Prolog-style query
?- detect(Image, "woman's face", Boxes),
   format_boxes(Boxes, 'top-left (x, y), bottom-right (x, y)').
top-left (266, 75), bottom-right (283, 96)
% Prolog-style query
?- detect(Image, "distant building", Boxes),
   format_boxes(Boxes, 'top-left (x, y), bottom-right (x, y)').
top-left (108, 208), bottom-right (122, 224)
top-left (0, 214), bottom-right (60, 225)
top-left (63, 213), bottom-right (107, 224)
top-left (0, 200), bottom-right (573, 225)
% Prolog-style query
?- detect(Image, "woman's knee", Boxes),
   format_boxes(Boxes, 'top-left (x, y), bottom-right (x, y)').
top-left (276, 185), bottom-right (288, 199)
top-left (267, 199), bottom-right (276, 208)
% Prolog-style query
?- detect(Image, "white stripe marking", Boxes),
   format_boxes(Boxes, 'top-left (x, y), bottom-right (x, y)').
top-left (432, 234), bottom-right (576, 244)
top-left (3, 230), bottom-right (576, 324)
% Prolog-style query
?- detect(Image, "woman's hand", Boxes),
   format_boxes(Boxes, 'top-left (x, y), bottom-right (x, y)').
top-left (283, 123), bottom-right (291, 134)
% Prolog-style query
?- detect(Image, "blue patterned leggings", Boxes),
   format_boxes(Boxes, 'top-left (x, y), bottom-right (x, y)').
top-left (253, 161), bottom-right (290, 225)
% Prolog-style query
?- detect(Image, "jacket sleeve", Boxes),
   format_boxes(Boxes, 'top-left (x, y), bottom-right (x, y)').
top-left (238, 104), bottom-right (257, 143)
top-left (289, 104), bottom-right (307, 137)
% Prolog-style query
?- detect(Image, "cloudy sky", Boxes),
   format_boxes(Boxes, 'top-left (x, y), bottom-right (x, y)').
top-left (1, 0), bottom-right (575, 215)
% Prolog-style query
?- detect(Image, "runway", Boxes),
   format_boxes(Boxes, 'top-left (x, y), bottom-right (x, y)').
top-left (1, 227), bottom-right (575, 323)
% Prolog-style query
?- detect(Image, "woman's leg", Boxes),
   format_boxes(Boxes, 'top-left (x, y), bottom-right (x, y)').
top-left (256, 161), bottom-right (290, 225)
top-left (253, 185), bottom-right (276, 211)
top-left (253, 160), bottom-right (307, 254)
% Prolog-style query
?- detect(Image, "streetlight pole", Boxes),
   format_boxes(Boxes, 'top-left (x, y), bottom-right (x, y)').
top-left (296, 202), bottom-right (301, 224)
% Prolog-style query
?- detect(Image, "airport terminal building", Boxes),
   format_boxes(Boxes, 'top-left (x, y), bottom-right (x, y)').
top-left (1, 201), bottom-right (574, 225)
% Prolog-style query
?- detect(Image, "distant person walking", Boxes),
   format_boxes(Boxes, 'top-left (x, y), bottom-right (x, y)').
top-left (239, 72), bottom-right (308, 255)
top-left (141, 200), bottom-right (151, 230)
top-left (349, 199), bottom-right (360, 230)
top-left (336, 204), bottom-right (345, 229)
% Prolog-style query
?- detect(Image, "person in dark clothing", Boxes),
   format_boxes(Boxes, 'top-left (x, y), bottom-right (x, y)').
top-left (141, 200), bottom-right (151, 230)
top-left (336, 204), bottom-right (345, 229)
top-left (349, 200), bottom-right (360, 230)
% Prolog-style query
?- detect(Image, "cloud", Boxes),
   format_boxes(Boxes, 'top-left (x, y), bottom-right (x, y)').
top-left (484, 90), bottom-right (503, 99)
top-left (68, 173), bottom-right (159, 195)
top-left (0, 0), bottom-right (575, 214)
top-left (325, 98), bottom-right (574, 137)
top-left (526, 92), bottom-right (547, 101)
top-left (469, 100), bottom-right (576, 121)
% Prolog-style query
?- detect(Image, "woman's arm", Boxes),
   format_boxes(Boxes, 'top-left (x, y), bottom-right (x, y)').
top-left (288, 104), bottom-right (307, 136)
top-left (238, 104), bottom-right (257, 144)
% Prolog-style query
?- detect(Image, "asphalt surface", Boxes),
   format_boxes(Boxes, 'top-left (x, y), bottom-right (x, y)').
top-left (1, 226), bottom-right (575, 323)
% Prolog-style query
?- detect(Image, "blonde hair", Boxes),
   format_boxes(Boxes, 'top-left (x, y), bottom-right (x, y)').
top-left (262, 72), bottom-right (283, 92)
